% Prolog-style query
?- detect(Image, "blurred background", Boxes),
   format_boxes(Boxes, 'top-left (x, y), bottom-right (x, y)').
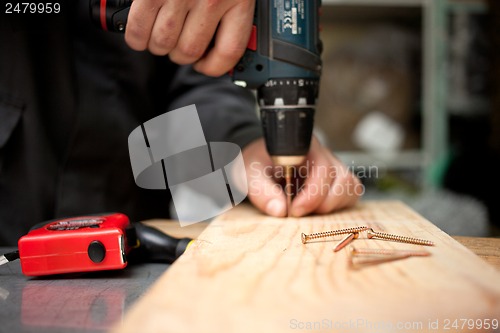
top-left (315, 0), bottom-right (499, 237)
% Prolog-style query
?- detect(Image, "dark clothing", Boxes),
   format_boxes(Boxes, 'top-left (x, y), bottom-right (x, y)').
top-left (0, 2), bottom-right (261, 245)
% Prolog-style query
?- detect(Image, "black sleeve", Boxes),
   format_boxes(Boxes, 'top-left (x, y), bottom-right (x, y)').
top-left (166, 65), bottom-right (263, 149)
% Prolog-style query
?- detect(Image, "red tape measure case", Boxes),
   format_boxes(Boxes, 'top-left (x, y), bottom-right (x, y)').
top-left (18, 213), bottom-right (131, 276)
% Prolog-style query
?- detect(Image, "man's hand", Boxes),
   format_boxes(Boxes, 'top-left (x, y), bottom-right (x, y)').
top-left (125, 0), bottom-right (255, 77)
top-left (242, 138), bottom-right (363, 217)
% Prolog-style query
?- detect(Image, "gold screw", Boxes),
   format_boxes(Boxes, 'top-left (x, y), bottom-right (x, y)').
top-left (333, 233), bottom-right (359, 252)
top-left (301, 226), bottom-right (368, 244)
top-left (366, 228), bottom-right (434, 246)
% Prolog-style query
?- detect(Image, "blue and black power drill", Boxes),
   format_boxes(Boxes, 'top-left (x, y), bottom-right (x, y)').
top-left (90, 0), bottom-right (323, 213)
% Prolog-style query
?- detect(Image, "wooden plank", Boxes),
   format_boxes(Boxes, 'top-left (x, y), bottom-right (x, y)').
top-left (115, 201), bottom-right (500, 333)
top-left (143, 221), bottom-right (500, 271)
top-left (143, 220), bottom-right (209, 240)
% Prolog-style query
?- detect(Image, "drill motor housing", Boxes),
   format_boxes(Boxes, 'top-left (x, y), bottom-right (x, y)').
top-left (233, 0), bottom-right (322, 162)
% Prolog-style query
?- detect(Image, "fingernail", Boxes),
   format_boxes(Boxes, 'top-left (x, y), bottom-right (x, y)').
top-left (266, 199), bottom-right (285, 217)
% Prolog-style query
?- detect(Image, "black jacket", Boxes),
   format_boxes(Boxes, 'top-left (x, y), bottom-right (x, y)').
top-left (0, 1), bottom-right (261, 245)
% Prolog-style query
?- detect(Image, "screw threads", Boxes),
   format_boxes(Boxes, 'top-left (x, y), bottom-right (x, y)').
top-left (301, 226), bottom-right (368, 244)
top-left (367, 229), bottom-right (434, 246)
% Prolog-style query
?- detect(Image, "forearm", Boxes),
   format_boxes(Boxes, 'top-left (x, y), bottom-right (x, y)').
top-left (166, 65), bottom-right (262, 149)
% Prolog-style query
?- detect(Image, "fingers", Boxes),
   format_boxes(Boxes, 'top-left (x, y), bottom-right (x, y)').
top-left (247, 162), bottom-right (288, 217)
top-left (194, 1), bottom-right (255, 76)
top-left (243, 139), bottom-right (287, 217)
top-left (315, 152), bottom-right (363, 214)
top-left (290, 140), bottom-right (363, 217)
top-left (125, 0), bottom-right (162, 51)
top-left (289, 139), bottom-right (333, 217)
top-left (168, 2), bottom-right (225, 65)
top-left (147, 3), bottom-right (187, 55)
top-left (242, 138), bottom-right (362, 218)
top-left (125, 0), bottom-right (255, 76)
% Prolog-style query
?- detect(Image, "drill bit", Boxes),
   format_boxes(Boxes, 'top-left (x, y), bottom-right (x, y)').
top-left (285, 166), bottom-right (293, 217)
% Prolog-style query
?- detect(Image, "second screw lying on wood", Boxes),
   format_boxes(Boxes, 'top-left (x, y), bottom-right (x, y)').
top-left (301, 226), bottom-right (368, 244)
top-left (366, 228), bottom-right (434, 246)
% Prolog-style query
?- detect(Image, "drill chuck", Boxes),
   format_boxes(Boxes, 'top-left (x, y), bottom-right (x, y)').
top-left (258, 78), bottom-right (319, 166)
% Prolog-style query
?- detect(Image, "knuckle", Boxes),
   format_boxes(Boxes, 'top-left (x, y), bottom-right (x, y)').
top-left (125, 24), bottom-right (149, 50)
top-left (205, 0), bottom-right (222, 10)
top-left (149, 41), bottom-right (172, 55)
top-left (177, 42), bottom-right (205, 60)
top-left (165, 17), bottom-right (178, 31)
top-left (150, 36), bottom-right (175, 55)
top-left (149, 20), bottom-right (179, 54)
top-left (219, 44), bottom-right (246, 62)
top-left (146, 0), bottom-right (164, 9)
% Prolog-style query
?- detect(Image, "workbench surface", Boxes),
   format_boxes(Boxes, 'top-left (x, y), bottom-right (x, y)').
top-left (0, 251), bottom-right (168, 333)
top-left (1, 201), bottom-right (499, 333)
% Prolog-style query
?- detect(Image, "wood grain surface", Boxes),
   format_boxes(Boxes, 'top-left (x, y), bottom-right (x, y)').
top-left (115, 201), bottom-right (500, 333)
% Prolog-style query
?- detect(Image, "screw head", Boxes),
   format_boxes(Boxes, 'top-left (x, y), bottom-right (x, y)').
top-left (366, 228), bottom-right (375, 239)
top-left (301, 233), bottom-right (307, 244)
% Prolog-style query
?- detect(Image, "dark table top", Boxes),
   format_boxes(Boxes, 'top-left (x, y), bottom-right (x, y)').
top-left (0, 247), bottom-right (169, 333)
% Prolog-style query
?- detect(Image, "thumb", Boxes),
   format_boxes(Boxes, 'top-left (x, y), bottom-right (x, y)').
top-left (246, 160), bottom-right (287, 217)
top-left (242, 138), bottom-right (288, 217)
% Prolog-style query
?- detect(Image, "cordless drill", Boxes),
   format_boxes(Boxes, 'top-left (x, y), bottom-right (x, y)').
top-left (90, 0), bottom-right (323, 214)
